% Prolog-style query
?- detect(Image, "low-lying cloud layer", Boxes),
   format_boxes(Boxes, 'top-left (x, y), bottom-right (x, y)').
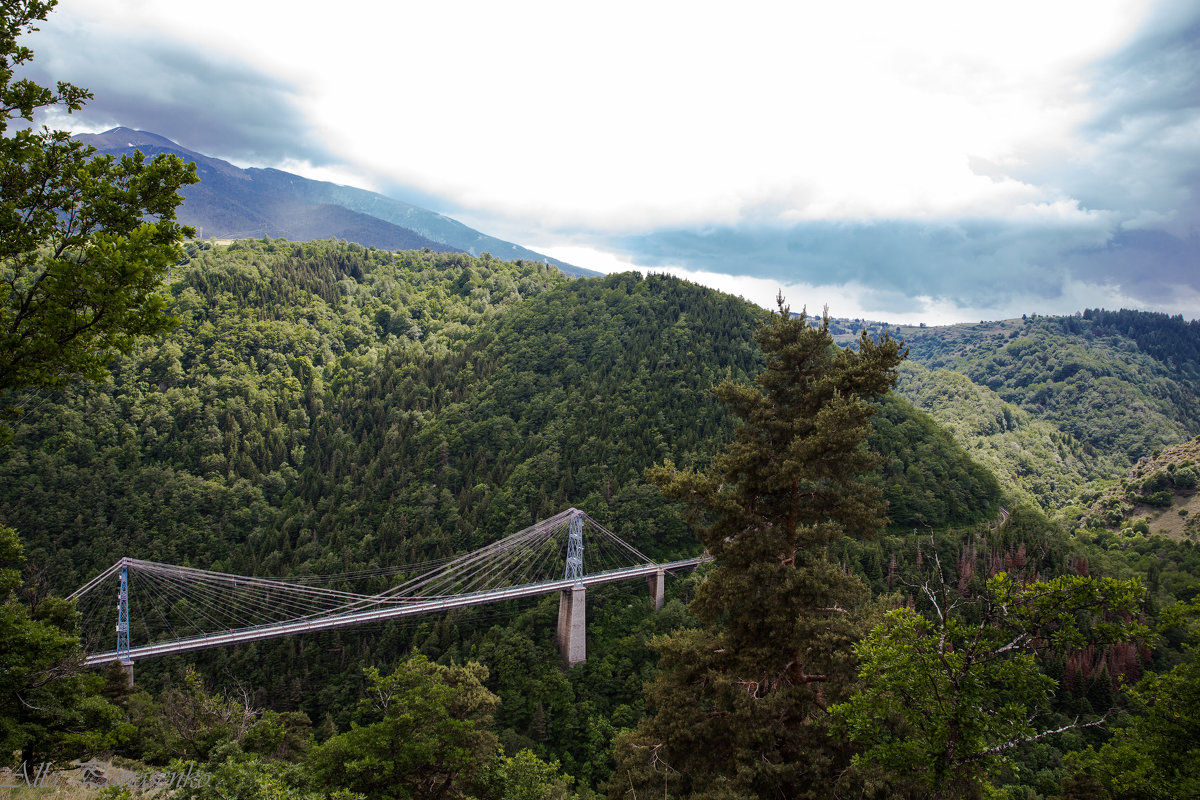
top-left (591, 219), bottom-right (1197, 319)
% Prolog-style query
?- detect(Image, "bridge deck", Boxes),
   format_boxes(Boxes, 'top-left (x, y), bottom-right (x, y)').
top-left (84, 556), bottom-right (708, 666)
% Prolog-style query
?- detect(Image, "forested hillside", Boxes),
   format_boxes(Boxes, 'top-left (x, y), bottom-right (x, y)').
top-left (0, 240), bottom-right (1008, 788)
top-left (2, 241), bottom-right (1195, 796)
top-left (1, 241), bottom-right (1005, 587)
top-left (896, 362), bottom-right (1115, 510)
top-left (6, 0), bottom-right (1198, 793)
top-left (897, 312), bottom-right (1200, 461)
top-left (831, 312), bottom-right (1200, 519)
top-left (0, 241), bottom-right (567, 582)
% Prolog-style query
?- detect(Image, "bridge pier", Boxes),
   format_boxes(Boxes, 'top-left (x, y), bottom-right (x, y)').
top-left (557, 587), bottom-right (586, 665)
top-left (647, 568), bottom-right (665, 610)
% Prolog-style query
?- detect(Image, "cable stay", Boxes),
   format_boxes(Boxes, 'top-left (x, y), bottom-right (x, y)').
top-left (71, 508), bottom-right (706, 667)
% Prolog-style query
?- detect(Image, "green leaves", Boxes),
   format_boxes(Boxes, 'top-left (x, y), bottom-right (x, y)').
top-left (830, 570), bottom-right (1147, 798)
top-left (1063, 597), bottom-right (1200, 799)
top-left (0, 1), bottom-right (198, 404)
top-left (1, 3), bottom-right (91, 123)
top-left (308, 656), bottom-right (500, 800)
top-left (0, 525), bottom-right (119, 766)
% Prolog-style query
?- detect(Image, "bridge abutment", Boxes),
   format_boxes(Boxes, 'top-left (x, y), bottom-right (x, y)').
top-left (557, 587), bottom-right (587, 665)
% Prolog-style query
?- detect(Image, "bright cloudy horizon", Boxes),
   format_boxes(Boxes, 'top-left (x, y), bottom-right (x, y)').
top-left (21, 0), bottom-right (1200, 324)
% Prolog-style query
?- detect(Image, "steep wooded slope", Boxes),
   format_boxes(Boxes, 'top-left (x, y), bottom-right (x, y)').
top-left (1, 243), bottom-right (1001, 591)
top-left (0, 242), bottom-right (1002, 777)
top-left (834, 312), bottom-right (1200, 512)
top-left (897, 313), bottom-right (1200, 461)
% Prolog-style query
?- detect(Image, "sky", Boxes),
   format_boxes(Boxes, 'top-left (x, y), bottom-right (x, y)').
top-left (21, 0), bottom-right (1200, 324)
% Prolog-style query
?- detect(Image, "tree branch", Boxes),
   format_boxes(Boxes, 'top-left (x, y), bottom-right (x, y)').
top-left (958, 713), bottom-right (1111, 765)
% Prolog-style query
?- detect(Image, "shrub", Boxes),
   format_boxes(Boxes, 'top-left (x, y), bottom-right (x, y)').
top-left (1145, 491), bottom-right (1174, 508)
top-left (1172, 466), bottom-right (1197, 490)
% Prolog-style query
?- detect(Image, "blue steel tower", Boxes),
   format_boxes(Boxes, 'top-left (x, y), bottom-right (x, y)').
top-left (116, 561), bottom-right (131, 669)
top-left (565, 509), bottom-right (584, 584)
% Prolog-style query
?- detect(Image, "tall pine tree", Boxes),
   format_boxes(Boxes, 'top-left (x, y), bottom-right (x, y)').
top-left (610, 299), bottom-right (905, 800)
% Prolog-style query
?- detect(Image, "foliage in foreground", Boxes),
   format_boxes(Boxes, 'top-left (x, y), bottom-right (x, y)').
top-left (90, 656), bottom-right (575, 800)
top-left (0, 525), bottom-right (120, 766)
top-left (832, 568), bottom-right (1146, 799)
top-left (1064, 598), bottom-right (1200, 799)
top-left (0, 0), bottom-right (197, 416)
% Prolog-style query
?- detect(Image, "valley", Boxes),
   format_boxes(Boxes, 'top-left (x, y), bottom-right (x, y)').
top-left (2, 240), bottom-right (1198, 798)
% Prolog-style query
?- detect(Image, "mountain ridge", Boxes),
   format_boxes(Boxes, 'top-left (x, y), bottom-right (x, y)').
top-left (74, 127), bottom-right (598, 277)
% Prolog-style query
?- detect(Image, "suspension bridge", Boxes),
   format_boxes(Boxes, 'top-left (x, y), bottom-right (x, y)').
top-left (70, 508), bottom-right (709, 676)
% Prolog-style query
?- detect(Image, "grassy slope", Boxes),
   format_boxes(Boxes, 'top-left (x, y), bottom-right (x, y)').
top-left (1078, 437), bottom-right (1200, 538)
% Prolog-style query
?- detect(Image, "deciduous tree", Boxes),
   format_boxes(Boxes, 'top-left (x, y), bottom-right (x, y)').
top-left (1, 0), bottom-right (197, 415)
top-left (831, 551), bottom-right (1146, 799)
top-left (308, 656), bottom-right (501, 800)
top-left (0, 0), bottom-right (194, 764)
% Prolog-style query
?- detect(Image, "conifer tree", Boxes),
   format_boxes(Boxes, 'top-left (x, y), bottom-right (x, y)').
top-left (610, 299), bottom-right (904, 800)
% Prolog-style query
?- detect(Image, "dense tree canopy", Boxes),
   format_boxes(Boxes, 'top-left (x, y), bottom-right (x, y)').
top-left (307, 656), bottom-right (501, 800)
top-left (897, 314), bottom-right (1200, 468)
top-left (833, 567), bottom-right (1145, 799)
top-left (0, 231), bottom-right (1191, 794)
top-left (1065, 598), bottom-right (1200, 799)
top-left (0, 524), bottom-right (119, 765)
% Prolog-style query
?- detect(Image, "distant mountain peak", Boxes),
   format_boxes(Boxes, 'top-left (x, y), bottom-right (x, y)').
top-left (78, 127), bottom-right (196, 154)
top-left (73, 128), bottom-right (596, 277)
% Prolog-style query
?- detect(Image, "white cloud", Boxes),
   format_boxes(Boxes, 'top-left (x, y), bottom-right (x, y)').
top-left (43, 0), bottom-right (1160, 233)
top-left (33, 0), bottom-right (1196, 320)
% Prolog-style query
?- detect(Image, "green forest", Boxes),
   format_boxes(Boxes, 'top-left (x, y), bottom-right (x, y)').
top-left (2, 238), bottom-right (1199, 799)
top-left (3, 5), bottom-right (1199, 794)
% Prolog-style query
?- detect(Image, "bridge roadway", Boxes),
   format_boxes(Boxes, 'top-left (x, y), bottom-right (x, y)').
top-left (84, 556), bottom-right (708, 667)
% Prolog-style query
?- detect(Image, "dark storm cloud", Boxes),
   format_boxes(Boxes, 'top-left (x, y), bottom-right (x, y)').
top-left (1060, 228), bottom-right (1200, 304)
top-left (1085, 8), bottom-right (1200, 137)
top-left (614, 216), bottom-right (1198, 316)
top-left (22, 23), bottom-right (332, 167)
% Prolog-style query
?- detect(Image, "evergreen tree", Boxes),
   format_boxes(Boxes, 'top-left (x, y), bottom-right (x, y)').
top-left (1064, 598), bottom-right (1200, 799)
top-left (609, 299), bottom-right (905, 800)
